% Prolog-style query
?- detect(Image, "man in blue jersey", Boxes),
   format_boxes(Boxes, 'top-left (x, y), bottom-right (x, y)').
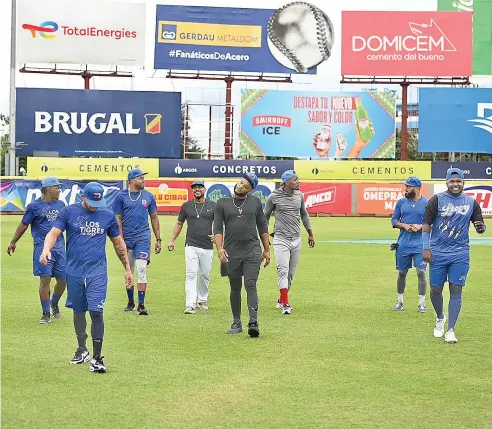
top-left (390, 176), bottom-right (428, 312)
top-left (113, 168), bottom-right (161, 315)
top-left (7, 177), bottom-right (67, 324)
top-left (40, 182), bottom-right (132, 373)
top-left (423, 168), bottom-right (486, 343)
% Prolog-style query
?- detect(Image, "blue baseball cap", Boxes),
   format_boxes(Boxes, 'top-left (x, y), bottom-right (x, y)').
top-left (82, 182), bottom-right (106, 208)
top-left (191, 180), bottom-right (205, 188)
top-left (243, 172), bottom-right (258, 190)
top-left (41, 176), bottom-right (61, 188)
top-left (446, 167), bottom-right (465, 180)
top-left (402, 176), bottom-right (422, 187)
top-left (128, 168), bottom-right (147, 181)
top-left (281, 170), bottom-right (297, 183)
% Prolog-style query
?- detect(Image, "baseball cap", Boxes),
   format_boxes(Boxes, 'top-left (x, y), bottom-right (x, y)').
top-left (281, 170), bottom-right (297, 183)
top-left (41, 176), bottom-right (62, 188)
top-left (243, 172), bottom-right (258, 190)
top-left (446, 167), bottom-right (465, 180)
top-left (128, 168), bottom-right (147, 181)
top-left (191, 180), bottom-right (205, 188)
top-left (83, 182), bottom-right (106, 208)
top-left (402, 176), bottom-right (422, 187)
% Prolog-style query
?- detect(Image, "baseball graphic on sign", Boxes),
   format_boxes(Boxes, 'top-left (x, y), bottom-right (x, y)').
top-left (267, 2), bottom-right (334, 73)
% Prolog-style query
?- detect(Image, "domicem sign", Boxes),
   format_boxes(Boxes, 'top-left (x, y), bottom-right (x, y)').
top-left (341, 11), bottom-right (472, 77)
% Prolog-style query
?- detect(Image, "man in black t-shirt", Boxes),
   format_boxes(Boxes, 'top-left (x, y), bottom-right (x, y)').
top-left (168, 180), bottom-right (216, 314)
top-left (213, 173), bottom-right (270, 337)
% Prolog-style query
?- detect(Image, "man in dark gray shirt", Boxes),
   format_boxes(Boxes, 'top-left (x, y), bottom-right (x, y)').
top-left (264, 170), bottom-right (315, 315)
top-left (168, 180), bottom-right (215, 314)
top-left (213, 173), bottom-right (270, 337)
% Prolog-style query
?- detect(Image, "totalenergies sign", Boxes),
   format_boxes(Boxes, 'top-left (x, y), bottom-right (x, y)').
top-left (17, 0), bottom-right (145, 66)
top-left (341, 11), bottom-right (472, 77)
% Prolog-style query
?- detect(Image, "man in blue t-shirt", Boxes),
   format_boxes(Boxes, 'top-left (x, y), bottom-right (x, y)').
top-left (113, 168), bottom-right (161, 315)
top-left (7, 177), bottom-right (67, 324)
top-left (390, 176), bottom-right (428, 313)
top-left (423, 168), bottom-right (486, 344)
top-left (40, 182), bottom-right (133, 373)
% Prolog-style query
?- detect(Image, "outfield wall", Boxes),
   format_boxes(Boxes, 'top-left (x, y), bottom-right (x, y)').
top-left (1, 178), bottom-right (491, 217)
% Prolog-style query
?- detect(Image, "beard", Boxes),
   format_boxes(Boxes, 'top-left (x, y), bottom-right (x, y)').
top-left (405, 191), bottom-right (416, 199)
top-left (234, 185), bottom-right (247, 197)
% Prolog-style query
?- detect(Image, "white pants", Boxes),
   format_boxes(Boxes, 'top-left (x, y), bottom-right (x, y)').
top-left (273, 235), bottom-right (302, 290)
top-left (185, 246), bottom-right (213, 308)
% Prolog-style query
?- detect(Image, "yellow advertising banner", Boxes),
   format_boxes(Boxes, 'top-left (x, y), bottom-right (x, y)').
top-left (294, 161), bottom-right (432, 181)
top-left (27, 157), bottom-right (159, 179)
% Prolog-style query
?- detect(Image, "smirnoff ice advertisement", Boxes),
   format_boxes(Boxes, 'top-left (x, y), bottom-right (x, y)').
top-left (240, 89), bottom-right (396, 159)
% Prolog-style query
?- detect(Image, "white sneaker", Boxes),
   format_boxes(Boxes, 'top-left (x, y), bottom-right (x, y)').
top-left (282, 304), bottom-right (293, 315)
top-left (184, 307), bottom-right (196, 314)
top-left (276, 300), bottom-right (283, 309)
top-left (197, 302), bottom-right (208, 311)
top-left (445, 329), bottom-right (458, 343)
top-left (434, 315), bottom-right (446, 338)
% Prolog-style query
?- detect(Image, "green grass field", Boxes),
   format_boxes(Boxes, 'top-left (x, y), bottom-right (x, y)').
top-left (2, 215), bottom-right (492, 429)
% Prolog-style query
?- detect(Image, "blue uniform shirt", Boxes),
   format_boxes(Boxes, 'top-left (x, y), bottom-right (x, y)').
top-left (53, 203), bottom-right (120, 278)
top-left (391, 196), bottom-right (428, 253)
top-left (423, 192), bottom-right (483, 256)
top-left (112, 190), bottom-right (157, 243)
top-left (22, 198), bottom-right (65, 251)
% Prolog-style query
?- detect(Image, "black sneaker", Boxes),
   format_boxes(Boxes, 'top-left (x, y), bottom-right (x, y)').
top-left (39, 312), bottom-right (51, 324)
top-left (137, 304), bottom-right (148, 315)
top-left (90, 356), bottom-right (106, 373)
top-left (248, 321), bottom-right (260, 337)
top-left (70, 348), bottom-right (90, 365)
top-left (227, 321), bottom-right (242, 334)
top-left (124, 301), bottom-right (135, 312)
top-left (51, 302), bottom-right (61, 319)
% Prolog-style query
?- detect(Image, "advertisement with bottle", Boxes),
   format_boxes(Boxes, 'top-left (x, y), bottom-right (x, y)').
top-left (240, 89), bottom-right (396, 159)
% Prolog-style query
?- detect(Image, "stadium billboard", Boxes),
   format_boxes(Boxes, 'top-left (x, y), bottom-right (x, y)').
top-left (438, 0), bottom-right (492, 75)
top-left (17, 0), bottom-right (146, 66)
top-left (434, 183), bottom-right (492, 215)
top-left (357, 183), bottom-right (431, 214)
top-left (27, 157), bottom-right (159, 179)
top-left (419, 88), bottom-right (492, 154)
top-left (299, 183), bottom-right (352, 214)
top-left (431, 162), bottom-right (492, 180)
top-left (154, 4), bottom-right (334, 74)
top-left (146, 180), bottom-right (192, 212)
top-left (158, 159), bottom-right (293, 179)
top-left (16, 89), bottom-right (181, 158)
top-left (293, 161), bottom-right (431, 181)
top-left (0, 179), bottom-right (123, 213)
top-left (341, 11), bottom-right (472, 77)
top-left (240, 89), bottom-right (396, 158)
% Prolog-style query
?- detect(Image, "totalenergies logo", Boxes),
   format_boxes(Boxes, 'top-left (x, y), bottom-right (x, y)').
top-left (22, 21), bottom-right (59, 39)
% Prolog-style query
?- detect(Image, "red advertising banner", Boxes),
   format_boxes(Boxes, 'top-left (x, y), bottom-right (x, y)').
top-left (341, 11), bottom-right (472, 77)
top-left (357, 183), bottom-right (431, 215)
top-left (300, 183), bottom-right (352, 214)
top-left (146, 180), bottom-right (192, 212)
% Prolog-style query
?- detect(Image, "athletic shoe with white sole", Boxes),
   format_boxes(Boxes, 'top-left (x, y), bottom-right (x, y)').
top-left (90, 356), bottom-right (106, 373)
top-left (51, 302), bottom-right (61, 319)
top-left (197, 302), bottom-right (209, 311)
top-left (184, 307), bottom-right (196, 314)
top-left (434, 315), bottom-right (447, 338)
top-left (418, 303), bottom-right (426, 313)
top-left (39, 312), bottom-right (51, 324)
top-left (282, 304), bottom-right (293, 315)
top-left (445, 329), bottom-right (458, 344)
top-left (392, 301), bottom-right (404, 311)
top-left (276, 300), bottom-right (283, 309)
top-left (70, 348), bottom-right (90, 365)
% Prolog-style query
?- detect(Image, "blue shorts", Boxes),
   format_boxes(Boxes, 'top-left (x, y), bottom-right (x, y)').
top-left (33, 247), bottom-right (66, 279)
top-left (66, 274), bottom-right (108, 313)
top-left (429, 252), bottom-right (470, 287)
top-left (126, 240), bottom-right (151, 264)
top-left (396, 248), bottom-right (427, 271)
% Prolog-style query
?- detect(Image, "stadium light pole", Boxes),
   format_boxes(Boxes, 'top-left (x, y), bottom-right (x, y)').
top-left (9, 0), bottom-right (17, 176)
